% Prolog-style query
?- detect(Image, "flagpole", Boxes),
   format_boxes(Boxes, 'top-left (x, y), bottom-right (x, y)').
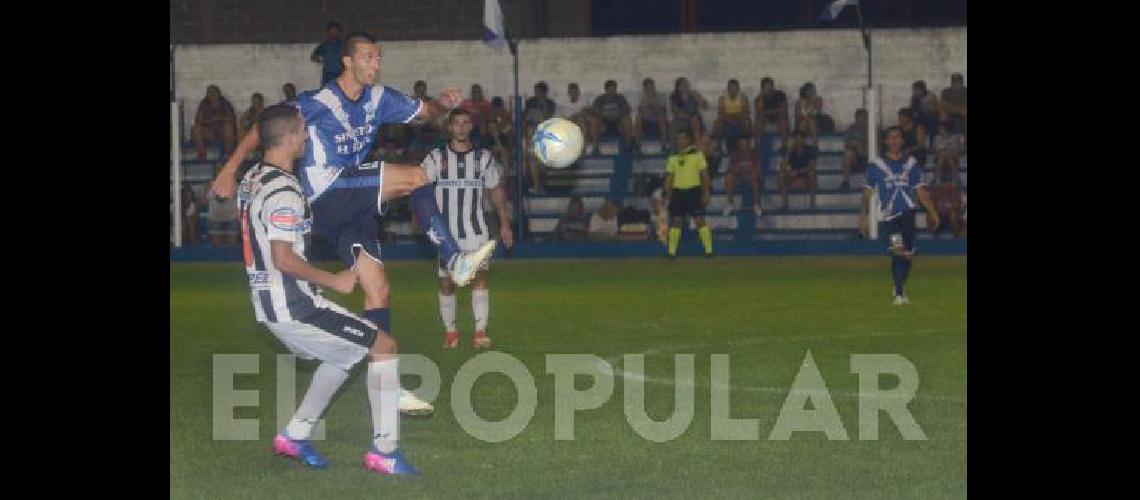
top-left (509, 34), bottom-right (526, 244)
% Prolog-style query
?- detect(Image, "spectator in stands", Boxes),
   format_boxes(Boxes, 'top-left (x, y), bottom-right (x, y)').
top-left (591, 80), bottom-right (634, 146)
top-left (932, 119), bottom-right (964, 184)
top-left (310, 22), bottom-right (343, 86)
top-left (841, 108), bottom-right (870, 190)
top-left (668, 77), bottom-right (709, 145)
top-left (898, 108), bottom-right (928, 167)
top-left (191, 84), bottom-right (237, 161)
top-left (208, 191), bottom-right (239, 246)
top-left (238, 93), bottom-right (266, 142)
top-left (588, 199), bottom-right (620, 241)
top-left (649, 188), bottom-right (669, 244)
top-left (723, 136), bottom-right (762, 217)
top-left (461, 84), bottom-right (492, 144)
top-left (635, 78), bottom-right (669, 151)
top-left (413, 80), bottom-right (430, 100)
top-left (910, 80), bottom-right (941, 145)
top-left (714, 79), bottom-right (752, 153)
top-left (778, 130), bottom-right (818, 210)
top-left (281, 83), bottom-right (297, 104)
top-left (180, 183), bottom-right (198, 244)
top-left (927, 172), bottom-right (964, 238)
top-left (487, 96), bottom-right (515, 172)
top-left (559, 83), bottom-right (599, 154)
top-left (793, 82), bottom-right (824, 145)
top-left (524, 81), bottom-right (557, 134)
top-left (755, 77), bottom-right (790, 151)
top-left (554, 196), bottom-right (589, 242)
top-left (940, 73), bottom-right (967, 134)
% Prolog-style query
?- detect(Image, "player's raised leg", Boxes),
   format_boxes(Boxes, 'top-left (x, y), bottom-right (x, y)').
top-left (380, 163), bottom-right (497, 287)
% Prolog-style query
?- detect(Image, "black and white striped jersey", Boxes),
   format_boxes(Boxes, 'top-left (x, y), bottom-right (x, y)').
top-left (421, 145), bottom-right (502, 245)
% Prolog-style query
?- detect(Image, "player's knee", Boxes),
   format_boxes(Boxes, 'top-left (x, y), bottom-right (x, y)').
top-left (370, 333), bottom-right (397, 356)
top-left (360, 275), bottom-right (390, 301)
top-left (439, 279), bottom-right (455, 295)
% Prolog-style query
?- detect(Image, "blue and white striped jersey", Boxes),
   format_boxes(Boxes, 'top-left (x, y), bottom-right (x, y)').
top-left (291, 81), bottom-right (422, 201)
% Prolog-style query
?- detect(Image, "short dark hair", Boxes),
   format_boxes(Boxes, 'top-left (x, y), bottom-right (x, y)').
top-left (913, 80), bottom-right (927, 91)
top-left (342, 31), bottom-right (378, 58)
top-left (535, 81), bottom-right (549, 93)
top-left (855, 108), bottom-right (867, 116)
top-left (568, 82), bottom-right (579, 90)
top-left (258, 104), bottom-right (301, 150)
top-left (327, 22), bottom-right (342, 31)
top-left (491, 96), bottom-right (504, 107)
top-left (415, 80), bottom-right (427, 88)
top-left (761, 77), bottom-right (774, 86)
top-left (642, 77), bottom-right (654, 88)
top-left (898, 107), bottom-right (914, 117)
top-left (675, 129), bottom-right (691, 141)
top-left (448, 107), bottom-right (472, 123)
top-left (605, 79), bottom-right (617, 88)
top-left (884, 125), bottom-right (903, 138)
top-left (728, 78), bottom-right (739, 87)
top-left (951, 73), bottom-right (964, 83)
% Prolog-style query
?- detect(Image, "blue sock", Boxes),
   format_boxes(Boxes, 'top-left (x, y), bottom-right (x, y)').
top-left (364, 308), bottom-right (390, 334)
top-left (891, 257), bottom-right (906, 297)
top-left (410, 185), bottom-right (460, 265)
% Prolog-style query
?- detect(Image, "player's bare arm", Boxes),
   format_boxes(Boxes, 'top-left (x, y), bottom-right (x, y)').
top-left (418, 88), bottom-right (463, 120)
top-left (211, 127), bottom-right (261, 198)
top-left (916, 185), bottom-right (940, 232)
top-left (270, 240), bottom-right (358, 294)
top-left (489, 185), bottom-right (514, 248)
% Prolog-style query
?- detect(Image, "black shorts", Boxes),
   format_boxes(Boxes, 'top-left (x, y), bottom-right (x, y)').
top-left (311, 186), bottom-right (383, 267)
top-left (669, 187), bottom-right (704, 217)
top-left (879, 210), bottom-right (917, 254)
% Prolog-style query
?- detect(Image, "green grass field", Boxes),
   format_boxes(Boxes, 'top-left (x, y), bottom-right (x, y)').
top-left (170, 256), bottom-right (966, 499)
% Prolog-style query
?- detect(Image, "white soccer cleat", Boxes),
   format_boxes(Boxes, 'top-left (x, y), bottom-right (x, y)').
top-left (449, 240), bottom-right (498, 287)
top-left (398, 389), bottom-right (434, 416)
top-left (893, 295), bottom-right (909, 306)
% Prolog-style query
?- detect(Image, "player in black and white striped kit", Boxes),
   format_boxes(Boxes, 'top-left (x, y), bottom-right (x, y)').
top-left (239, 104), bottom-right (418, 475)
top-left (421, 108), bottom-right (514, 349)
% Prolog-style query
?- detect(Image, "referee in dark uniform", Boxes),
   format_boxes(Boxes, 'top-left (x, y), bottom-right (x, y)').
top-left (663, 129), bottom-right (714, 258)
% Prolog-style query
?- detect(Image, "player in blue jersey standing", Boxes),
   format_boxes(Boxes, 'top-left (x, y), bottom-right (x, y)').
top-left (211, 32), bottom-right (493, 415)
top-left (860, 126), bottom-right (940, 305)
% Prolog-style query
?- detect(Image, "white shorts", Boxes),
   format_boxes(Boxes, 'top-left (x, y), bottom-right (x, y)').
top-left (263, 302), bottom-right (376, 371)
top-left (437, 236), bottom-right (491, 278)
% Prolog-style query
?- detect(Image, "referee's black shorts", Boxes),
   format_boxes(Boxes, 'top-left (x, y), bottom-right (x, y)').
top-left (669, 187), bottom-right (704, 217)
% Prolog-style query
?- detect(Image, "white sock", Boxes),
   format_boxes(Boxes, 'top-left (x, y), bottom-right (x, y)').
top-left (284, 362), bottom-right (349, 440)
top-left (367, 358), bottom-right (400, 453)
top-left (472, 289), bottom-right (489, 331)
top-left (439, 293), bottom-right (457, 331)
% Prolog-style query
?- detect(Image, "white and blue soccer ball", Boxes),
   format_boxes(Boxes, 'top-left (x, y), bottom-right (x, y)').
top-left (532, 117), bottom-right (584, 169)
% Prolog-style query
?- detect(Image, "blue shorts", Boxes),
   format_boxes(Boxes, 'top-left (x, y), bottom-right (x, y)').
top-left (879, 210), bottom-right (917, 254)
top-left (310, 165), bottom-right (384, 267)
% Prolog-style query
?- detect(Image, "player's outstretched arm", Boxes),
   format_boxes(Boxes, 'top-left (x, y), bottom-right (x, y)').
top-left (417, 88), bottom-right (463, 120)
top-left (270, 240), bottom-right (357, 294)
top-left (210, 127), bottom-right (261, 198)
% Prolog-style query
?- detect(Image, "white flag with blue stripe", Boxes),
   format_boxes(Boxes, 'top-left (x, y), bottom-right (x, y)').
top-left (483, 0), bottom-right (507, 50)
top-left (819, 0), bottom-right (858, 21)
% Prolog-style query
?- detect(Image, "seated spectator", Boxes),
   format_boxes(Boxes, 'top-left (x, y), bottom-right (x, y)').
top-left (634, 78), bottom-right (669, 150)
top-left (940, 73), bottom-right (967, 135)
top-left (778, 131), bottom-right (818, 209)
top-left (897, 108), bottom-right (928, 167)
top-left (554, 196), bottom-right (589, 242)
top-left (668, 77), bottom-right (709, 145)
top-left (927, 173), bottom-right (965, 238)
top-left (841, 108), bottom-right (870, 189)
top-left (755, 77), bottom-right (790, 151)
top-left (191, 85), bottom-right (237, 161)
top-left (589, 199), bottom-right (620, 241)
top-left (207, 191), bottom-right (239, 246)
top-left (931, 119), bottom-right (965, 184)
top-left (461, 83), bottom-right (492, 143)
top-left (180, 183), bottom-right (199, 244)
top-left (714, 79), bottom-right (752, 153)
top-left (281, 82), bottom-right (298, 104)
top-left (723, 136), bottom-right (762, 217)
top-left (524, 82), bottom-right (557, 193)
top-left (697, 128), bottom-right (722, 179)
top-left (559, 82), bottom-right (599, 153)
top-left (910, 80), bottom-right (941, 145)
top-left (406, 80), bottom-right (439, 161)
top-left (238, 93), bottom-right (265, 142)
top-left (793, 82), bottom-right (825, 144)
top-left (487, 96), bottom-right (515, 172)
top-left (591, 80), bottom-right (633, 145)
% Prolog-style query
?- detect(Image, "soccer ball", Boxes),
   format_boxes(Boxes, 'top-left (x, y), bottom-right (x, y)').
top-left (532, 118), bottom-right (584, 169)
